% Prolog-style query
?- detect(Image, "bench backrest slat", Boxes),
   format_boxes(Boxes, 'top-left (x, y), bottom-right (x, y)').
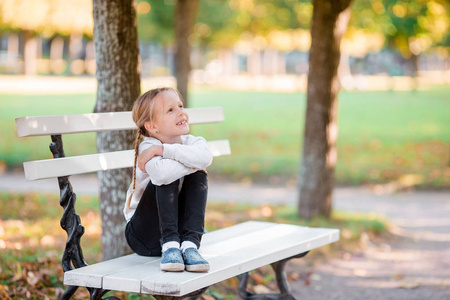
top-left (16, 107), bottom-right (225, 137)
top-left (23, 140), bottom-right (231, 181)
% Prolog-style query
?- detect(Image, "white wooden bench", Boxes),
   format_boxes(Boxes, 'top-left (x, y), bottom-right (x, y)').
top-left (15, 107), bottom-right (339, 300)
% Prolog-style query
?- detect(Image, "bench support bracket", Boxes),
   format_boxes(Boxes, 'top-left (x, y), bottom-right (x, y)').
top-left (237, 252), bottom-right (309, 300)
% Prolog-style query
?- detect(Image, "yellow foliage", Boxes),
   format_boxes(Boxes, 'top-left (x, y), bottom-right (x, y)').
top-left (0, 0), bottom-right (93, 36)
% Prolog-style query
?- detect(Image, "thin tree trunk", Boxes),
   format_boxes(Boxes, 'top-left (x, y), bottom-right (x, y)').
top-left (68, 32), bottom-right (83, 75)
top-left (298, 0), bottom-right (353, 219)
top-left (23, 30), bottom-right (37, 75)
top-left (219, 49), bottom-right (238, 77)
top-left (248, 50), bottom-right (262, 76)
top-left (50, 36), bottom-right (65, 74)
top-left (85, 40), bottom-right (96, 74)
top-left (174, 0), bottom-right (199, 107)
top-left (278, 51), bottom-right (286, 75)
top-left (93, 0), bottom-right (141, 260)
top-left (409, 53), bottom-right (419, 90)
top-left (7, 34), bottom-right (19, 57)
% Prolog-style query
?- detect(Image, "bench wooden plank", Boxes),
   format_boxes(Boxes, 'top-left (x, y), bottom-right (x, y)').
top-left (65, 221), bottom-right (340, 296)
top-left (66, 221), bottom-right (273, 291)
top-left (103, 260), bottom-right (161, 293)
top-left (140, 224), bottom-right (304, 295)
top-left (23, 140), bottom-right (231, 180)
top-left (101, 221), bottom-right (276, 293)
top-left (142, 224), bottom-right (338, 296)
top-left (15, 107), bottom-right (225, 137)
top-left (64, 254), bottom-right (159, 288)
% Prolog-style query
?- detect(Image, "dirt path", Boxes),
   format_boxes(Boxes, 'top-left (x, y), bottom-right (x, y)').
top-left (288, 190), bottom-right (450, 300)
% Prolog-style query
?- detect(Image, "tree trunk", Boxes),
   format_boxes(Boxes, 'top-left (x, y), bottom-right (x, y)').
top-left (23, 30), bottom-right (37, 76)
top-left (92, 0), bottom-right (141, 260)
top-left (219, 49), bottom-right (239, 77)
top-left (174, 0), bottom-right (199, 107)
top-left (68, 32), bottom-right (83, 75)
top-left (248, 50), bottom-right (262, 76)
top-left (50, 36), bottom-right (65, 74)
top-left (7, 34), bottom-right (19, 57)
top-left (298, 0), bottom-right (353, 219)
top-left (409, 53), bottom-right (419, 90)
top-left (277, 51), bottom-right (287, 76)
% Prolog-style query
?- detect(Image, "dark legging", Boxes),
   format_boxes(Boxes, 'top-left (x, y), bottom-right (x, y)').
top-left (125, 170), bottom-right (208, 256)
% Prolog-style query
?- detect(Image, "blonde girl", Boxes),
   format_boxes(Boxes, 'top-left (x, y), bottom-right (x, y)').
top-left (124, 87), bottom-right (212, 272)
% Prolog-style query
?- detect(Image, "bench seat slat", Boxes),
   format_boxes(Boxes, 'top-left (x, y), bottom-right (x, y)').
top-left (23, 140), bottom-right (231, 180)
top-left (15, 107), bottom-right (225, 137)
top-left (101, 221), bottom-right (277, 293)
top-left (64, 221), bottom-right (340, 296)
top-left (65, 222), bottom-right (270, 291)
top-left (63, 254), bottom-right (159, 288)
top-left (143, 224), bottom-right (338, 296)
top-left (140, 223), bottom-right (306, 295)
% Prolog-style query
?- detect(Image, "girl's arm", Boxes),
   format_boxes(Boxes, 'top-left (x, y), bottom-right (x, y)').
top-left (137, 145), bottom-right (195, 185)
top-left (137, 135), bottom-right (212, 185)
top-left (144, 156), bottom-right (197, 186)
top-left (138, 136), bottom-right (212, 172)
top-left (137, 145), bottom-right (163, 172)
top-left (162, 136), bottom-right (213, 170)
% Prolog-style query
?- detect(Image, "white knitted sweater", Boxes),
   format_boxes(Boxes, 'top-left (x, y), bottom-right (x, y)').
top-left (124, 135), bottom-right (213, 221)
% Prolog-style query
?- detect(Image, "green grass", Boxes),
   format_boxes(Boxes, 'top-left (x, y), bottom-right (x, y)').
top-left (1, 93), bottom-right (98, 166)
top-left (2, 87), bottom-right (449, 187)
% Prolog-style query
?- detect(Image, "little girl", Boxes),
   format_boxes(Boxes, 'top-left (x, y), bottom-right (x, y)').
top-left (124, 87), bottom-right (213, 272)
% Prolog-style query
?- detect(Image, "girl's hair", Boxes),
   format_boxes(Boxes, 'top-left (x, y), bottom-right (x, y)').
top-left (126, 87), bottom-right (182, 212)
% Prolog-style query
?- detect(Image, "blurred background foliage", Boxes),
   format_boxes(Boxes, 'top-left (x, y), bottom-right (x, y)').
top-left (0, 0), bottom-right (448, 77)
top-left (0, 0), bottom-right (449, 188)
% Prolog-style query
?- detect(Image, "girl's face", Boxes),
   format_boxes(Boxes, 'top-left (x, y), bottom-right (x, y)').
top-left (147, 90), bottom-right (189, 144)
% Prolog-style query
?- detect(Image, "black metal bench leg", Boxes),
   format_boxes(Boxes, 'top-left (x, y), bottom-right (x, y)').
top-left (151, 286), bottom-right (209, 300)
top-left (238, 252), bottom-right (310, 300)
top-left (50, 135), bottom-right (122, 300)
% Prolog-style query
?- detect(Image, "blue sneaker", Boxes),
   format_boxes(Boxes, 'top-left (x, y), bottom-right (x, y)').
top-left (160, 248), bottom-right (184, 272)
top-left (182, 248), bottom-right (210, 272)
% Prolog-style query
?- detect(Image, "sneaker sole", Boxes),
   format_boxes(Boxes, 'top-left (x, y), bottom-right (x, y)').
top-left (160, 262), bottom-right (185, 272)
top-left (185, 264), bottom-right (210, 272)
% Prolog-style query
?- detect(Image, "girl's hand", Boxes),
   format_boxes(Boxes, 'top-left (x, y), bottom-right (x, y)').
top-left (138, 145), bottom-right (163, 172)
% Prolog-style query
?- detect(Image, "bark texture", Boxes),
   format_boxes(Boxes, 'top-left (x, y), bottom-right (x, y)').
top-left (298, 0), bottom-right (353, 219)
top-left (93, 0), bottom-right (141, 260)
top-left (174, 0), bottom-right (199, 106)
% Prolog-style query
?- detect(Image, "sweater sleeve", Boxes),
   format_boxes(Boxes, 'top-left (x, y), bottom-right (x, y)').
top-left (142, 135), bottom-right (212, 186)
top-left (162, 135), bottom-right (213, 169)
top-left (144, 157), bottom-right (197, 186)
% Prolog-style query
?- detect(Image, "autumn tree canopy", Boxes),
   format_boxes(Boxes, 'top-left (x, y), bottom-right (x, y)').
top-left (0, 0), bottom-right (93, 36)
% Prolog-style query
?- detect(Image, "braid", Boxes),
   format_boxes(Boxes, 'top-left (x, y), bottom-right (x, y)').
top-left (126, 129), bottom-right (143, 213)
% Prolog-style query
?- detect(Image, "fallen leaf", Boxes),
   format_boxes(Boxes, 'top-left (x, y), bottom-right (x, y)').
top-left (251, 273), bottom-right (264, 285)
top-left (253, 285), bottom-right (272, 294)
top-left (200, 294), bottom-right (215, 300)
top-left (26, 271), bottom-right (39, 286)
top-left (288, 272), bottom-right (300, 282)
